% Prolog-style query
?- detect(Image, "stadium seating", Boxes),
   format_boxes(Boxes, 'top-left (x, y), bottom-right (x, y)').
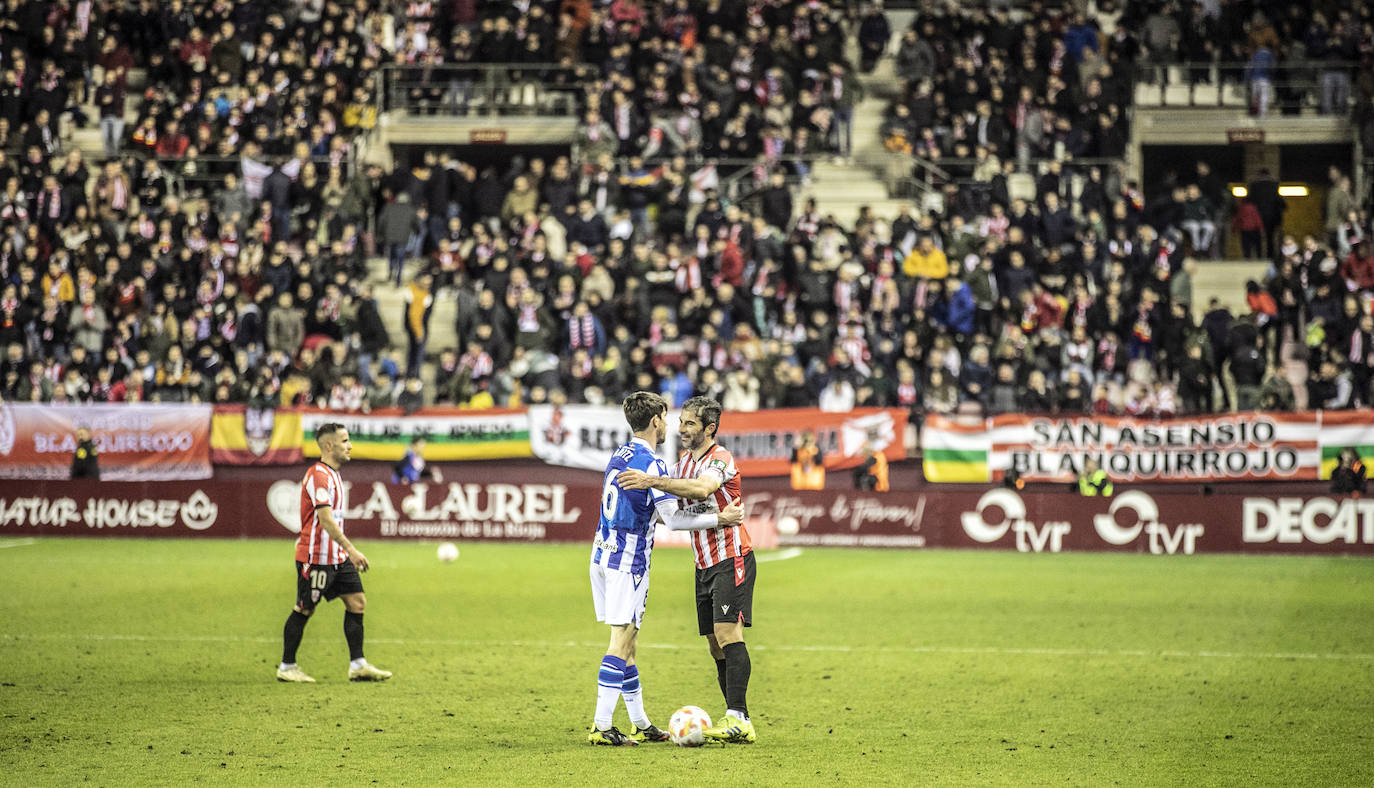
top-left (0, 0), bottom-right (1371, 417)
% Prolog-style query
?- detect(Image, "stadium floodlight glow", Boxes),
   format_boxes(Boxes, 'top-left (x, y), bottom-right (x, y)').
top-left (1277, 185), bottom-right (1308, 197)
top-left (1231, 186), bottom-right (1248, 197)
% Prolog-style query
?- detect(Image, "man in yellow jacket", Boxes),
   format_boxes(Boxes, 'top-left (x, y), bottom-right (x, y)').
top-left (902, 235), bottom-right (948, 279)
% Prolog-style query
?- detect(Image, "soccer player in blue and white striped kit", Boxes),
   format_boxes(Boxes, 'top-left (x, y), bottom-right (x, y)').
top-left (588, 391), bottom-right (744, 746)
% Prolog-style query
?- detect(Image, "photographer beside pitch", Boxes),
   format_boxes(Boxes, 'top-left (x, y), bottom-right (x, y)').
top-left (618, 396), bottom-right (757, 744)
top-left (276, 422), bottom-right (392, 684)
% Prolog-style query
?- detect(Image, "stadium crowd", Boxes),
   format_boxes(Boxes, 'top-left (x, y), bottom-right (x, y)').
top-left (0, 0), bottom-right (1372, 420)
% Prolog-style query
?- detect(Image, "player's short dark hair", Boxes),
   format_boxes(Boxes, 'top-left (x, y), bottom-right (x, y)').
top-left (316, 422), bottom-right (345, 445)
top-left (683, 396), bottom-right (722, 440)
top-left (623, 391), bottom-right (667, 433)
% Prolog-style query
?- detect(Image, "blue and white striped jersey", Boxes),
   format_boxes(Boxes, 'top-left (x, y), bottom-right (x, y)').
top-left (591, 437), bottom-right (674, 575)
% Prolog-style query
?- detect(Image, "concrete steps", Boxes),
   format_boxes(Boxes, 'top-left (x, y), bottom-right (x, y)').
top-left (799, 88), bottom-right (905, 226)
top-left (1189, 260), bottom-right (1269, 320)
top-left (366, 258), bottom-right (460, 360)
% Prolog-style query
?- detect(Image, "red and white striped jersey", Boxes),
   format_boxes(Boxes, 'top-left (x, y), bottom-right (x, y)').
top-left (674, 444), bottom-right (749, 569)
top-left (296, 462), bottom-right (348, 565)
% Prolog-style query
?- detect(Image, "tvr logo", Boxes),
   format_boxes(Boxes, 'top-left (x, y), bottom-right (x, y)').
top-left (960, 489), bottom-right (1069, 553)
top-left (1093, 491), bottom-right (1204, 555)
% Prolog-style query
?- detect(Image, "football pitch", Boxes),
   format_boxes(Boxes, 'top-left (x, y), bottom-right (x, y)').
top-left (2, 539), bottom-right (1372, 786)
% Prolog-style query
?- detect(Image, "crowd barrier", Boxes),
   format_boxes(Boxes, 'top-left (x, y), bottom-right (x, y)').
top-left (1, 479), bottom-right (1368, 556)
top-left (0, 403), bottom-right (908, 480)
top-left (1, 402), bottom-right (1367, 486)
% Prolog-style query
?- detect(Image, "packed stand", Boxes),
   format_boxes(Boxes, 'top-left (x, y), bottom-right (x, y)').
top-left (0, 0), bottom-right (1370, 421)
top-left (880, 2), bottom-right (1134, 187)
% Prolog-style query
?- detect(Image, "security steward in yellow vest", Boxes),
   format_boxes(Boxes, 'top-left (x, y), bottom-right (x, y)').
top-left (1076, 458), bottom-right (1112, 496)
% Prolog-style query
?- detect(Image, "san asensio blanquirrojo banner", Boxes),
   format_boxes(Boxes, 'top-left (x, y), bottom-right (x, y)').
top-left (922, 411), bottom-right (1374, 484)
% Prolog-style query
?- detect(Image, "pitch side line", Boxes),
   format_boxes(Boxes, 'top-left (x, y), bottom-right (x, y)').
top-left (0, 538), bottom-right (35, 549)
top-left (3, 633), bottom-right (1372, 662)
top-left (756, 547), bottom-right (803, 563)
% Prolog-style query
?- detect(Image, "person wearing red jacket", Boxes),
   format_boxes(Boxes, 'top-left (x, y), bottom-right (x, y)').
top-left (1247, 279), bottom-right (1279, 360)
top-left (1233, 198), bottom-right (1264, 259)
top-left (1341, 241), bottom-right (1374, 291)
top-left (154, 120), bottom-right (189, 158)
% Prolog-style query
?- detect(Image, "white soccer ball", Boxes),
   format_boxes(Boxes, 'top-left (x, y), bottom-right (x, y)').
top-left (776, 515), bottom-right (800, 535)
top-left (668, 705), bottom-right (712, 747)
top-left (436, 542), bottom-right (460, 563)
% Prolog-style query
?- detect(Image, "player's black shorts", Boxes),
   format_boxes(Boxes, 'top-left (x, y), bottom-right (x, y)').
top-left (295, 560), bottom-right (364, 612)
top-left (696, 551), bottom-right (756, 636)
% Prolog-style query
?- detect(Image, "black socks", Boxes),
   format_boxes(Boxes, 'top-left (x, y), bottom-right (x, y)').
top-left (715, 657), bottom-right (729, 701)
top-left (722, 642), bottom-right (751, 718)
top-left (344, 611), bottom-right (365, 660)
top-left (282, 610), bottom-right (309, 664)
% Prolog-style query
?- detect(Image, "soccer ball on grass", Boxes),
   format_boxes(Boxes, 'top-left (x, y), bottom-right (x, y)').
top-left (668, 705), bottom-right (712, 747)
top-left (436, 542), bottom-right (460, 563)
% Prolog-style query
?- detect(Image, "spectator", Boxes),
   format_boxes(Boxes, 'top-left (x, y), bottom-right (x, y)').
top-left (1233, 198), bottom-right (1264, 259)
top-left (1246, 169), bottom-right (1285, 259)
top-left (403, 272), bottom-right (435, 379)
top-left (1180, 184), bottom-right (1217, 258)
top-left (857, 4), bottom-right (891, 74)
top-left (379, 193), bottom-right (419, 287)
top-left (392, 437), bottom-right (440, 484)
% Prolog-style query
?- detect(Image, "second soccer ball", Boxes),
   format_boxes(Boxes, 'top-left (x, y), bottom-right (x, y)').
top-left (436, 542), bottom-right (460, 563)
top-left (668, 705), bottom-right (712, 747)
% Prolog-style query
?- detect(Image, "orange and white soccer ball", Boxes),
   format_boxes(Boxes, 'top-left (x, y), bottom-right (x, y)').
top-left (668, 705), bottom-right (712, 747)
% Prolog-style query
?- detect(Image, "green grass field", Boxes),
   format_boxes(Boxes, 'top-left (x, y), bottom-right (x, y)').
top-left (2, 538), bottom-right (1372, 786)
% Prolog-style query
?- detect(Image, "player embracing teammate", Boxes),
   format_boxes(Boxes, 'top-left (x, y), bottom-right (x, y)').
top-left (587, 392), bottom-right (744, 745)
top-left (619, 396), bottom-right (757, 744)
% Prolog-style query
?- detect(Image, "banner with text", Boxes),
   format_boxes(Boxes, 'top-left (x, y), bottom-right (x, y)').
top-left (3, 481), bottom-right (1370, 555)
top-left (716, 408), bottom-right (908, 477)
top-left (0, 479), bottom-right (596, 542)
top-left (300, 408), bottom-right (532, 461)
top-left (211, 406), bottom-right (304, 465)
top-left (529, 405), bottom-right (681, 471)
top-left (923, 411), bottom-right (1374, 484)
top-left (529, 406), bottom-right (907, 477)
top-left (0, 403), bottom-right (211, 480)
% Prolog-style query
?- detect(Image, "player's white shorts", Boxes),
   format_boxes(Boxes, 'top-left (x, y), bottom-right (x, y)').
top-left (590, 564), bottom-right (650, 627)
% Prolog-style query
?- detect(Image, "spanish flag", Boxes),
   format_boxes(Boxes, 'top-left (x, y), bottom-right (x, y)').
top-left (211, 406), bottom-right (303, 465)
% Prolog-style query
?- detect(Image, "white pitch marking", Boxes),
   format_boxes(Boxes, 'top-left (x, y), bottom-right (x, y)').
top-left (756, 547), bottom-right (803, 563)
top-left (0, 538), bottom-right (35, 549)
top-left (3, 633), bottom-right (1371, 662)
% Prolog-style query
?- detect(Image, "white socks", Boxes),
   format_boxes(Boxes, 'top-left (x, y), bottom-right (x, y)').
top-left (595, 656), bottom-right (626, 730)
top-left (621, 664), bottom-right (650, 729)
top-left (349, 658), bottom-right (367, 670)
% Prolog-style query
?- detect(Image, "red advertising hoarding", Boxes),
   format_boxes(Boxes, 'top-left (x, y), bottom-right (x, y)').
top-left (1, 480), bottom-right (1370, 556)
top-left (0, 403), bottom-right (212, 480)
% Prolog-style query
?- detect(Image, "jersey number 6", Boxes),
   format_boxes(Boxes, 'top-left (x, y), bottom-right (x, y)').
top-left (601, 472), bottom-right (620, 521)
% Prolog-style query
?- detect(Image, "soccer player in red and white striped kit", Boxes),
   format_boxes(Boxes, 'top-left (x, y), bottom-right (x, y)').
top-left (276, 423), bottom-right (392, 683)
top-left (619, 396), bottom-right (756, 743)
